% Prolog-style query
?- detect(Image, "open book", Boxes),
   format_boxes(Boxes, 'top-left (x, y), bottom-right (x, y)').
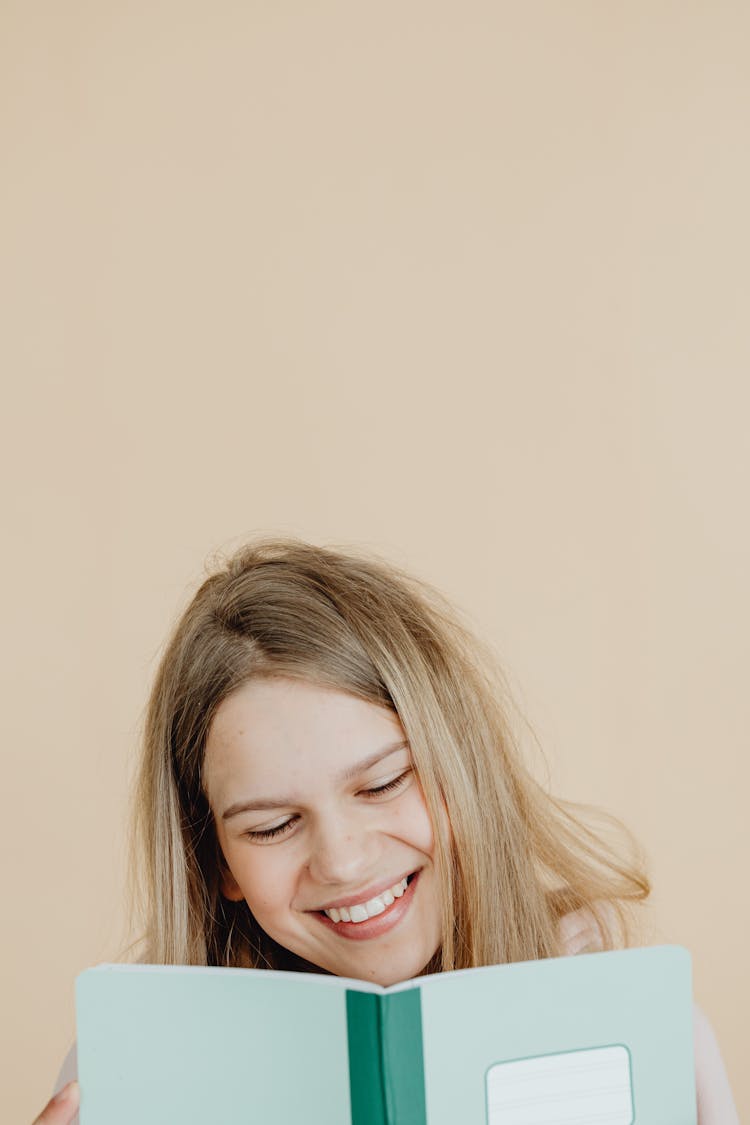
top-left (75, 945), bottom-right (695, 1124)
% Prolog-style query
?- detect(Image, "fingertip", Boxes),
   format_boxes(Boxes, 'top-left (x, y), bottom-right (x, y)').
top-left (33, 1080), bottom-right (80, 1125)
top-left (52, 1079), bottom-right (80, 1109)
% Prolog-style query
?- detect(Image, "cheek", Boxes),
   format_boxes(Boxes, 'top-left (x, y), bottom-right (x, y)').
top-left (394, 787), bottom-right (437, 856)
top-left (224, 844), bottom-right (291, 915)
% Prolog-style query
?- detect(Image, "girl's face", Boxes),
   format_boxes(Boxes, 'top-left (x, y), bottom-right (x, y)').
top-left (203, 676), bottom-right (442, 986)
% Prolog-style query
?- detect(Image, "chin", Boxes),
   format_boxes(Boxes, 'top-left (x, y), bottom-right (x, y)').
top-left (342, 950), bottom-right (436, 988)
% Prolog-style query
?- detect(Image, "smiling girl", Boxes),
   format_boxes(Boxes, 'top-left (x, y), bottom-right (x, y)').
top-left (35, 539), bottom-right (738, 1123)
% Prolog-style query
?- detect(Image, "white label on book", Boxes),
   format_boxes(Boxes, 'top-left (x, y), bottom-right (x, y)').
top-left (486, 1044), bottom-right (633, 1125)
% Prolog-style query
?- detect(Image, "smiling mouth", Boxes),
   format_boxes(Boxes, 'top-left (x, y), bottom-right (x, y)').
top-left (316, 872), bottom-right (418, 925)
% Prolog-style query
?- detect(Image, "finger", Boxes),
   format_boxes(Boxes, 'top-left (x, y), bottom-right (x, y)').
top-left (558, 903), bottom-right (612, 955)
top-left (558, 907), bottom-right (596, 953)
top-left (32, 1081), bottom-right (80, 1125)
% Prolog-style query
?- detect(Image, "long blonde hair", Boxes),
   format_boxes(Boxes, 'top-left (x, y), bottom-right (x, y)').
top-left (131, 538), bottom-right (649, 971)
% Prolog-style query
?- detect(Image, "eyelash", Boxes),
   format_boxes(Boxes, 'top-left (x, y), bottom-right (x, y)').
top-left (244, 769), bottom-right (412, 842)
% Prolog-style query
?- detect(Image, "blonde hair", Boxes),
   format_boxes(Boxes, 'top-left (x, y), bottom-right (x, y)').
top-left (131, 538), bottom-right (649, 971)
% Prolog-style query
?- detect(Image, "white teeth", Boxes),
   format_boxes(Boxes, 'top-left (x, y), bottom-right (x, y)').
top-left (324, 877), bottom-right (410, 923)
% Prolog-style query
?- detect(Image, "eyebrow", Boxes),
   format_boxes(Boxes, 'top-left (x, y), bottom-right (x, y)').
top-left (221, 739), bottom-right (410, 820)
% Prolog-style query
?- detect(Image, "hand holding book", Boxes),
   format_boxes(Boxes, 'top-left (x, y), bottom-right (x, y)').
top-left (32, 1082), bottom-right (79, 1125)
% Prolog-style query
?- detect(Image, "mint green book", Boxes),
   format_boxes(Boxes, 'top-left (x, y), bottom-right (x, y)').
top-left (75, 945), bottom-right (696, 1124)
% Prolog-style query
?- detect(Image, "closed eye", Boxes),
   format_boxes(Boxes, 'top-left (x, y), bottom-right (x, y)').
top-left (361, 768), bottom-right (412, 797)
top-left (244, 818), bottom-right (297, 842)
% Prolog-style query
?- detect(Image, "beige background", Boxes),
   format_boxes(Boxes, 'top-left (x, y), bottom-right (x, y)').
top-left (2, 2), bottom-right (748, 1119)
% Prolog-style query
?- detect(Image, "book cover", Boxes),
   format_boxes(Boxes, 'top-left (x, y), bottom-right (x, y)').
top-left (75, 944), bottom-right (696, 1124)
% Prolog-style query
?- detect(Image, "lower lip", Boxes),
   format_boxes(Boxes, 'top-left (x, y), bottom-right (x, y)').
top-left (312, 871), bottom-right (420, 941)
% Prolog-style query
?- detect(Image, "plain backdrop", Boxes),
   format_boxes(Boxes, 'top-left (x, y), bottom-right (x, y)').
top-left (2, 2), bottom-right (748, 1120)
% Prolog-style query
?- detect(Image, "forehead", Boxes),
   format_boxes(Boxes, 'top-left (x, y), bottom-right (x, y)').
top-left (203, 676), bottom-right (405, 800)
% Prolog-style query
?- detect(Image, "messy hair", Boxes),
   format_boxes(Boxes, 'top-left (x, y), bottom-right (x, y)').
top-left (131, 538), bottom-right (649, 971)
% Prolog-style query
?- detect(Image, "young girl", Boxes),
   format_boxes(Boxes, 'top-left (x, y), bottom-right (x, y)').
top-left (35, 539), bottom-right (738, 1123)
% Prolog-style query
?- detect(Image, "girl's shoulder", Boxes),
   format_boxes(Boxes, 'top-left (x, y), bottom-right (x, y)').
top-left (693, 1003), bottom-right (740, 1124)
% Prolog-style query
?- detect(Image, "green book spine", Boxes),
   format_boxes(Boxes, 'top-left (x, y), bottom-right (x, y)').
top-left (346, 989), bottom-right (427, 1125)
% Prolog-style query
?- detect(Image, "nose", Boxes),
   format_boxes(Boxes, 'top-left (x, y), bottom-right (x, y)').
top-left (306, 808), bottom-right (379, 887)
